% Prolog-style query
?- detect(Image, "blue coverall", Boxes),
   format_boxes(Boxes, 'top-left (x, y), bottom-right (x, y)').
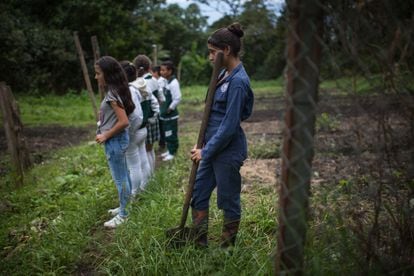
top-left (191, 63), bottom-right (254, 221)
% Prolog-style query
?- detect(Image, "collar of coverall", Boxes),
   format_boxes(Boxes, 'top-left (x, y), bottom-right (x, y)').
top-left (217, 62), bottom-right (243, 87)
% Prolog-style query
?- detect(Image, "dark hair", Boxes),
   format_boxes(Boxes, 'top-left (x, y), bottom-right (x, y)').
top-left (160, 60), bottom-right (175, 75)
top-left (95, 56), bottom-right (135, 116)
top-left (120, 60), bottom-right (137, 83)
top-left (207, 22), bottom-right (244, 57)
top-left (152, 65), bottom-right (160, 74)
top-left (133, 55), bottom-right (151, 77)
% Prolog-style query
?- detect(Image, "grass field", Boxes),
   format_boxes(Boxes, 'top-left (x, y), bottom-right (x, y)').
top-left (1, 79), bottom-right (411, 274)
top-left (0, 80), bottom-right (281, 274)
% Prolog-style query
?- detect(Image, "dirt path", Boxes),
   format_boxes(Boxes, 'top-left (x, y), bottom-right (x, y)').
top-left (0, 125), bottom-right (94, 175)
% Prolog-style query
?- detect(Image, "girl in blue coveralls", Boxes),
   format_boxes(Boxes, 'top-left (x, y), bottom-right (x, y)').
top-left (190, 23), bottom-right (254, 247)
top-left (94, 56), bottom-right (136, 228)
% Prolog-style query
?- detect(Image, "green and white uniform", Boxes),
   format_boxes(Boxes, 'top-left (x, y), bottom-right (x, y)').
top-left (160, 76), bottom-right (181, 155)
top-left (130, 78), bottom-right (154, 130)
top-left (144, 72), bottom-right (165, 104)
top-left (131, 77), bottom-right (159, 173)
top-left (143, 73), bottom-right (161, 144)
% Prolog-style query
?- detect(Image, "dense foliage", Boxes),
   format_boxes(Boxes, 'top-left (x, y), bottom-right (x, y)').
top-left (1, 0), bottom-right (412, 94)
top-left (0, 0), bottom-right (283, 93)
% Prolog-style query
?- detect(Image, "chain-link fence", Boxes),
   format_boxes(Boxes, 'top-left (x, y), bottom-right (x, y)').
top-left (276, 0), bottom-right (413, 274)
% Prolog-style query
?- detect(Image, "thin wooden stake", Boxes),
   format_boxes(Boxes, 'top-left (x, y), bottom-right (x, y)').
top-left (0, 83), bottom-right (32, 186)
top-left (91, 35), bottom-right (105, 101)
top-left (152, 44), bottom-right (158, 66)
top-left (73, 31), bottom-right (99, 120)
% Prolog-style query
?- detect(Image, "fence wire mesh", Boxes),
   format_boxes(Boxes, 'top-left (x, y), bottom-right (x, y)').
top-left (275, 0), bottom-right (414, 274)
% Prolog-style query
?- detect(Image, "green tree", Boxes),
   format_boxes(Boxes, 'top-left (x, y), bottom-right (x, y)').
top-left (0, 0), bottom-right (290, 93)
top-left (0, 1), bottom-right (79, 93)
top-left (180, 41), bottom-right (210, 85)
top-left (154, 3), bottom-right (207, 67)
top-left (0, 0), bottom-right (167, 93)
top-left (238, 0), bottom-right (282, 79)
top-left (201, 0), bottom-right (286, 80)
top-left (256, 5), bottom-right (286, 80)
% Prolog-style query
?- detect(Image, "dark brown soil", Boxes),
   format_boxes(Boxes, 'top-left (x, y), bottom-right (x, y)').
top-left (238, 93), bottom-right (413, 189)
top-left (0, 125), bottom-right (94, 153)
top-left (0, 125), bottom-right (94, 174)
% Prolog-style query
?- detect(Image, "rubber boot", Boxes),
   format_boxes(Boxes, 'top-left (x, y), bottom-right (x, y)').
top-left (191, 209), bottom-right (209, 247)
top-left (220, 218), bottom-right (240, 248)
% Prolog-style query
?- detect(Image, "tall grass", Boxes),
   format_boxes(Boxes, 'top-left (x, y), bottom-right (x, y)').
top-left (15, 90), bottom-right (96, 127)
top-left (181, 79), bottom-right (284, 101)
top-left (0, 144), bottom-right (113, 273)
top-left (0, 80), bottom-right (371, 274)
top-left (0, 137), bottom-right (277, 275)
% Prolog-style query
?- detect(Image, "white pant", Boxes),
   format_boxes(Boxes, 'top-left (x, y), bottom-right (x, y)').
top-left (126, 128), bottom-right (151, 194)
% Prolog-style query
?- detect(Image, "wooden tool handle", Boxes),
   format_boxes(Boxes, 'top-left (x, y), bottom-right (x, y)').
top-left (179, 52), bottom-right (224, 228)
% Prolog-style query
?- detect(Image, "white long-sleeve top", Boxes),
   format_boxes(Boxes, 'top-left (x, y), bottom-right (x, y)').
top-left (167, 78), bottom-right (181, 110)
top-left (150, 93), bottom-right (159, 117)
top-left (128, 85), bottom-right (144, 133)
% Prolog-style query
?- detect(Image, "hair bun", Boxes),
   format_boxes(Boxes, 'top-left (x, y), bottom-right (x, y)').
top-left (227, 22), bottom-right (244, 38)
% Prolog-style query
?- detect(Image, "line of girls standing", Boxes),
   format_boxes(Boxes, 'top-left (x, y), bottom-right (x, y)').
top-left (94, 55), bottom-right (181, 228)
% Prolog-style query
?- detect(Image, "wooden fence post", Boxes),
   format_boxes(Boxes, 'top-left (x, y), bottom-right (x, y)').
top-left (91, 35), bottom-right (105, 101)
top-left (275, 0), bottom-right (323, 274)
top-left (73, 31), bottom-right (99, 120)
top-left (0, 83), bottom-right (32, 186)
top-left (152, 44), bottom-right (158, 66)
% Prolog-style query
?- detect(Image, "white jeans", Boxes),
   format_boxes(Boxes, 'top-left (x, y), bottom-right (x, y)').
top-left (126, 128), bottom-right (151, 194)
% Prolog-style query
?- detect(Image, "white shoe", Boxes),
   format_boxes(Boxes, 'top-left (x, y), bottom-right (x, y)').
top-left (162, 153), bottom-right (175, 161)
top-left (161, 151), bottom-right (169, 157)
top-left (104, 214), bottom-right (127, 228)
top-left (108, 207), bottom-right (120, 216)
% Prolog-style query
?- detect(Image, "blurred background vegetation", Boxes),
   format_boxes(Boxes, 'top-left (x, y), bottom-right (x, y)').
top-left (2, 0), bottom-right (412, 94)
top-left (0, 0), bottom-right (285, 93)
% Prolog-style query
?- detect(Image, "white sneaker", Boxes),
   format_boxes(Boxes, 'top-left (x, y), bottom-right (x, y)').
top-left (108, 207), bottom-right (120, 216)
top-left (161, 151), bottom-right (169, 157)
top-left (162, 153), bottom-right (175, 161)
top-left (104, 214), bottom-right (127, 228)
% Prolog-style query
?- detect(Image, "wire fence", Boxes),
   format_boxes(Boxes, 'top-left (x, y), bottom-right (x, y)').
top-left (276, 0), bottom-right (413, 274)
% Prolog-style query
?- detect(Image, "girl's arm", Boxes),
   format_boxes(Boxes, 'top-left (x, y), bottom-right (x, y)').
top-left (148, 94), bottom-right (160, 123)
top-left (150, 93), bottom-right (160, 115)
top-left (157, 78), bottom-right (166, 103)
top-left (135, 96), bottom-right (144, 128)
top-left (200, 85), bottom-right (245, 162)
top-left (168, 80), bottom-right (181, 111)
top-left (96, 102), bottom-right (129, 144)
